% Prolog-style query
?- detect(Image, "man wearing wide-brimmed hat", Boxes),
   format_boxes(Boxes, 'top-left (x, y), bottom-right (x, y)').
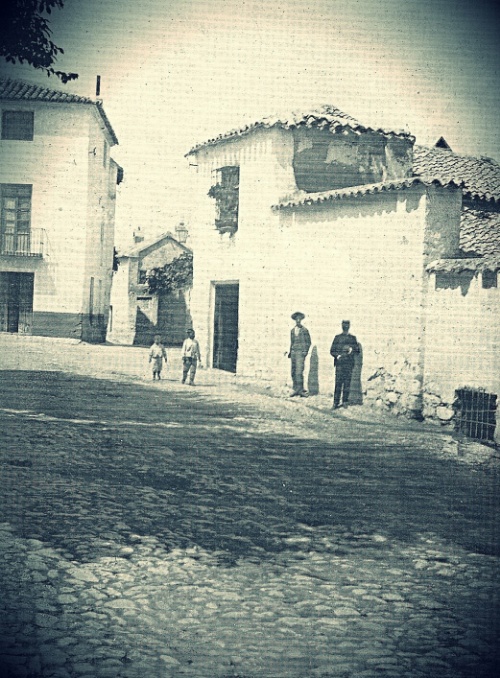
top-left (288, 311), bottom-right (311, 397)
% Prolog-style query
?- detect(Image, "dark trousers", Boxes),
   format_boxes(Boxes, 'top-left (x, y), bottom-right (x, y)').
top-left (291, 351), bottom-right (306, 394)
top-left (334, 365), bottom-right (353, 406)
top-left (182, 358), bottom-right (198, 384)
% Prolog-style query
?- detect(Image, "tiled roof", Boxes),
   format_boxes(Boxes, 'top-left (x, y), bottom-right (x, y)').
top-left (460, 207), bottom-right (500, 258)
top-left (413, 145), bottom-right (500, 203)
top-left (426, 207), bottom-right (500, 273)
top-left (0, 77), bottom-right (94, 104)
top-left (186, 105), bottom-right (412, 155)
top-left (274, 177), bottom-right (461, 209)
top-left (123, 232), bottom-right (191, 258)
top-left (0, 77), bottom-right (118, 144)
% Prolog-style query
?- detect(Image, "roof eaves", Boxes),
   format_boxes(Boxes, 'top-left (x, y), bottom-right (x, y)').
top-left (186, 110), bottom-right (413, 156)
top-left (273, 177), bottom-right (462, 210)
top-left (426, 257), bottom-right (500, 273)
top-left (0, 77), bottom-right (118, 145)
top-left (462, 189), bottom-right (499, 204)
top-left (0, 77), bottom-right (94, 104)
top-left (125, 232), bottom-right (192, 258)
top-left (95, 101), bottom-right (119, 146)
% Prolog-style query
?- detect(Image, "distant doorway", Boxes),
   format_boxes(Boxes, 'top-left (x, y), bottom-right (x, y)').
top-left (0, 272), bottom-right (34, 334)
top-left (213, 283), bottom-right (239, 372)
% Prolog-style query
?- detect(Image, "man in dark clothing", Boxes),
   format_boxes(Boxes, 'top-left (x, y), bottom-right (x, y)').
top-left (288, 311), bottom-right (311, 397)
top-left (330, 320), bottom-right (359, 408)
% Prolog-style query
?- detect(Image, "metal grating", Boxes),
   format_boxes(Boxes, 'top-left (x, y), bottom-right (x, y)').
top-left (454, 389), bottom-right (497, 442)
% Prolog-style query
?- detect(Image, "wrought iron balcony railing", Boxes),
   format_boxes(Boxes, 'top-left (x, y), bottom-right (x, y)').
top-left (0, 229), bottom-right (45, 257)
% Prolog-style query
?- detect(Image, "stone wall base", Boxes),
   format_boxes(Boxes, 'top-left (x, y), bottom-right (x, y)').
top-left (363, 363), bottom-right (455, 430)
top-left (32, 312), bottom-right (107, 343)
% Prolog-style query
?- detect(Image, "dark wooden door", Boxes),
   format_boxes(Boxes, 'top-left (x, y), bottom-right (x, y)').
top-left (213, 283), bottom-right (239, 372)
top-left (3, 272), bottom-right (34, 333)
top-left (6, 274), bottom-right (19, 332)
top-left (17, 273), bottom-right (34, 333)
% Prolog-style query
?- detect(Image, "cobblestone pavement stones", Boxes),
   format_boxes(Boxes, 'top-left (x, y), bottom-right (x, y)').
top-left (0, 336), bottom-right (499, 677)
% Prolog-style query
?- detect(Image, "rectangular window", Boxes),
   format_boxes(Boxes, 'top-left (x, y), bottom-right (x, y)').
top-left (1, 184), bottom-right (32, 254)
top-left (138, 269), bottom-right (147, 284)
top-left (482, 270), bottom-right (498, 289)
top-left (212, 166), bottom-right (239, 235)
top-left (103, 140), bottom-right (108, 167)
top-left (2, 111), bottom-right (34, 140)
top-left (455, 388), bottom-right (497, 442)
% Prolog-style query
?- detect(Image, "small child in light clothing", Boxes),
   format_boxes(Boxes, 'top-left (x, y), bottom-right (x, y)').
top-left (181, 329), bottom-right (202, 385)
top-left (149, 335), bottom-right (167, 380)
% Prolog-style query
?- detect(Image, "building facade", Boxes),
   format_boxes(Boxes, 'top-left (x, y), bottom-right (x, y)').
top-left (107, 232), bottom-right (192, 347)
top-left (414, 146), bottom-right (500, 440)
top-left (0, 77), bottom-right (122, 342)
top-left (186, 108), bottom-right (500, 442)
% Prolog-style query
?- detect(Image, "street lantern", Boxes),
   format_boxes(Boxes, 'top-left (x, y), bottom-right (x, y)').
top-left (175, 222), bottom-right (188, 243)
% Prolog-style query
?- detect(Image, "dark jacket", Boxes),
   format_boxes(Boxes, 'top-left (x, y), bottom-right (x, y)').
top-left (290, 326), bottom-right (311, 355)
top-left (330, 332), bottom-right (359, 368)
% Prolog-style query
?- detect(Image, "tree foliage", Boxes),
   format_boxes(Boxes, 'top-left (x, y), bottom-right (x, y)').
top-left (146, 252), bottom-right (193, 295)
top-left (1, 1), bottom-right (78, 83)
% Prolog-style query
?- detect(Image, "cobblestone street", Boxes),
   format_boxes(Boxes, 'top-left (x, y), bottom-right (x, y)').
top-left (0, 337), bottom-right (499, 678)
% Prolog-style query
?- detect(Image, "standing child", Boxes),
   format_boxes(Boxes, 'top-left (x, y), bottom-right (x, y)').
top-left (181, 329), bottom-right (202, 385)
top-left (149, 335), bottom-right (167, 380)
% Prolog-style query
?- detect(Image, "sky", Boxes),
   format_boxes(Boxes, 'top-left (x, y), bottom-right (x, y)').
top-left (1, 0), bottom-right (499, 248)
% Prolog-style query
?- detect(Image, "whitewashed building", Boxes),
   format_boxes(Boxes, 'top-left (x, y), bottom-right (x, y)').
top-left (0, 77), bottom-right (122, 341)
top-left (185, 108), bottom-right (500, 442)
top-left (107, 231), bottom-right (192, 347)
top-left (414, 145), bottom-right (500, 440)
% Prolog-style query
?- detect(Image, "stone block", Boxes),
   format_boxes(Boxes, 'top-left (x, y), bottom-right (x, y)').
top-left (436, 406), bottom-right (454, 421)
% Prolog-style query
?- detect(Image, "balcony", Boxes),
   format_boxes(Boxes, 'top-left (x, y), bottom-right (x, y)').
top-left (215, 217), bottom-right (238, 236)
top-left (0, 229), bottom-right (45, 258)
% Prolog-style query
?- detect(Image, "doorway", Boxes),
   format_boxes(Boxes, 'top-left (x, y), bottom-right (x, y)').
top-left (213, 283), bottom-right (239, 372)
top-left (0, 272), bottom-right (34, 333)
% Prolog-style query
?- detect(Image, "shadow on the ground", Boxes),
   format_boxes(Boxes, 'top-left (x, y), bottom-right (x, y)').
top-left (1, 371), bottom-right (499, 563)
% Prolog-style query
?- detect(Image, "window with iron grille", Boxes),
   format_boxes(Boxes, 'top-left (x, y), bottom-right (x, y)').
top-left (1, 184), bottom-right (32, 254)
top-left (2, 111), bottom-right (34, 140)
top-left (454, 388), bottom-right (497, 442)
top-left (208, 166), bottom-right (239, 235)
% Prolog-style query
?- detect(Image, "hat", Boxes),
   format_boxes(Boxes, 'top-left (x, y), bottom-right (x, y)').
top-left (291, 311), bottom-right (305, 321)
